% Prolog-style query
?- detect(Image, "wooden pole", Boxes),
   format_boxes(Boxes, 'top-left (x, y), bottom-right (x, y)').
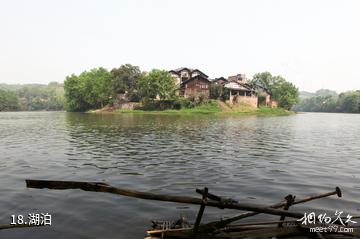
top-left (294, 187), bottom-right (342, 204)
top-left (192, 187), bottom-right (208, 238)
top-left (0, 224), bottom-right (43, 230)
top-left (196, 188), bottom-right (237, 205)
top-left (26, 179), bottom-right (305, 219)
top-left (199, 187), bottom-right (342, 233)
top-left (278, 194), bottom-right (295, 227)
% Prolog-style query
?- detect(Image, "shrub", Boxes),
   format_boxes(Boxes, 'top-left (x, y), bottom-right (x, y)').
top-left (127, 91), bottom-right (141, 102)
top-left (197, 93), bottom-right (209, 105)
top-left (179, 98), bottom-right (195, 109)
top-left (140, 99), bottom-right (182, 111)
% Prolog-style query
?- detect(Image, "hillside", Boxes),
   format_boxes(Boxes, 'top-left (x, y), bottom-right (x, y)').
top-left (299, 89), bottom-right (338, 99)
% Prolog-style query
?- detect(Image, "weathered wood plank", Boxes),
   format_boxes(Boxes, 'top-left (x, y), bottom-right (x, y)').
top-left (26, 179), bottom-right (306, 219)
top-left (199, 187), bottom-right (342, 232)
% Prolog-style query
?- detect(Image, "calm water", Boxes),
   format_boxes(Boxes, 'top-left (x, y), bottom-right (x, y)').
top-left (0, 112), bottom-right (359, 238)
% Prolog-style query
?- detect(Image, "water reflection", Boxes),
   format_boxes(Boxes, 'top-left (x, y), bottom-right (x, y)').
top-left (0, 112), bottom-right (359, 239)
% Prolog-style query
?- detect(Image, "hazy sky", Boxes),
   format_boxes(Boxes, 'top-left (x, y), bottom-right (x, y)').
top-left (1, 0), bottom-right (359, 92)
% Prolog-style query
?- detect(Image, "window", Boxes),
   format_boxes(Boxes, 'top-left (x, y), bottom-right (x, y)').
top-left (181, 71), bottom-right (189, 78)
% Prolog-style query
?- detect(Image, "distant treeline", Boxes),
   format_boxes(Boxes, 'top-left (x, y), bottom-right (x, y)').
top-left (293, 89), bottom-right (360, 113)
top-left (0, 82), bottom-right (64, 111)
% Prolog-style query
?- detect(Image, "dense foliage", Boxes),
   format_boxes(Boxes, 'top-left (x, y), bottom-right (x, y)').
top-left (251, 72), bottom-right (299, 110)
top-left (64, 68), bottom-right (112, 111)
top-left (139, 69), bottom-right (177, 101)
top-left (16, 82), bottom-right (65, 110)
top-left (0, 83), bottom-right (65, 111)
top-left (0, 89), bottom-right (19, 111)
top-left (64, 66), bottom-right (177, 111)
top-left (293, 90), bottom-right (360, 113)
top-left (111, 64), bottom-right (141, 102)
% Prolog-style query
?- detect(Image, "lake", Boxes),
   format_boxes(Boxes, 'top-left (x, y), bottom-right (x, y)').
top-left (0, 112), bottom-right (359, 238)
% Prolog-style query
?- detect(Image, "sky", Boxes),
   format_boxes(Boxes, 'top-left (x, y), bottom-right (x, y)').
top-left (0, 0), bottom-right (359, 92)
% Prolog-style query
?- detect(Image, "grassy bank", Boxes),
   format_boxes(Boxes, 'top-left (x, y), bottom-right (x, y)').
top-left (109, 100), bottom-right (294, 116)
top-left (229, 106), bottom-right (294, 116)
top-left (115, 100), bottom-right (221, 114)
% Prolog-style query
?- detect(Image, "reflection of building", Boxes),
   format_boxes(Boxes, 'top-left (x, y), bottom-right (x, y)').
top-left (169, 67), bottom-right (210, 98)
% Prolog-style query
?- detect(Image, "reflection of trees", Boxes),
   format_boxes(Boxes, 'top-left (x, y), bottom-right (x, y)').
top-left (65, 114), bottom-right (296, 163)
top-left (64, 113), bottom-right (217, 170)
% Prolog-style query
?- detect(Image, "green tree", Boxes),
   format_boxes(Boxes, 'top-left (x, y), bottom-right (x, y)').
top-left (83, 68), bottom-right (112, 108)
top-left (110, 64), bottom-right (141, 101)
top-left (210, 83), bottom-right (229, 101)
top-left (47, 84), bottom-right (65, 110)
top-left (64, 74), bottom-right (89, 111)
top-left (252, 72), bottom-right (299, 110)
top-left (293, 90), bottom-right (360, 113)
top-left (0, 89), bottom-right (19, 111)
top-left (252, 72), bottom-right (273, 90)
top-left (271, 76), bottom-right (299, 109)
top-left (293, 95), bottom-right (338, 112)
top-left (15, 83), bottom-right (65, 111)
top-left (337, 91), bottom-right (360, 113)
top-left (64, 68), bottom-right (112, 111)
top-left (210, 83), bottom-right (222, 99)
top-left (139, 69), bottom-right (177, 101)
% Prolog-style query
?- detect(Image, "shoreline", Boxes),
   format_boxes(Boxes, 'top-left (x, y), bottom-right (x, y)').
top-left (87, 104), bottom-right (294, 116)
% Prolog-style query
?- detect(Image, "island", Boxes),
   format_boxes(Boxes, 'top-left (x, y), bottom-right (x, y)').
top-left (63, 64), bottom-right (299, 116)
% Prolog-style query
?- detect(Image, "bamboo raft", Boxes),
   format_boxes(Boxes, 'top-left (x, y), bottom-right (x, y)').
top-left (17, 180), bottom-right (360, 238)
